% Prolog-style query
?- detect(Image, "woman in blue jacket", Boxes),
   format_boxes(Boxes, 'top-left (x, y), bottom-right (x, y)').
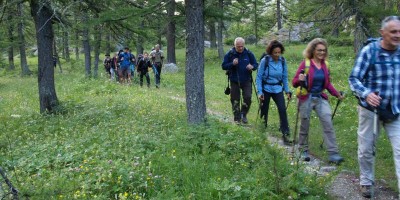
top-left (256, 40), bottom-right (292, 144)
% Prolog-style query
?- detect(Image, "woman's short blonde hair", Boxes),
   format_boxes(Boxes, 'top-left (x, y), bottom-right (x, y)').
top-left (303, 38), bottom-right (329, 59)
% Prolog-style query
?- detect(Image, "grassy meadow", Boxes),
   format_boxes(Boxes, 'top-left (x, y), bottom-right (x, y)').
top-left (0, 44), bottom-right (397, 199)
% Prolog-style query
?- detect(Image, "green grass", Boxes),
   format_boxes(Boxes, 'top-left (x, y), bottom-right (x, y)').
top-left (0, 44), bottom-right (396, 199)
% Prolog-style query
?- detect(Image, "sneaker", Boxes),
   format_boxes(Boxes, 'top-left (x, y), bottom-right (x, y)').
top-left (302, 151), bottom-right (310, 162)
top-left (360, 185), bottom-right (372, 198)
top-left (328, 154), bottom-right (344, 164)
top-left (282, 134), bottom-right (293, 145)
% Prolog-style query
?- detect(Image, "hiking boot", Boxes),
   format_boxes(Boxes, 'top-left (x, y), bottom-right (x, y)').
top-left (302, 151), bottom-right (310, 162)
top-left (282, 134), bottom-right (293, 145)
top-left (328, 154), bottom-right (344, 164)
top-left (360, 185), bottom-right (372, 198)
top-left (241, 113), bottom-right (248, 124)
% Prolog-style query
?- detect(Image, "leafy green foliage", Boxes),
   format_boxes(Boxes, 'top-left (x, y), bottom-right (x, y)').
top-left (0, 47), bottom-right (334, 199)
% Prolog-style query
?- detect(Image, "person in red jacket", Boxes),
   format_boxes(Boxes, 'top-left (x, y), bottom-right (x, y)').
top-left (292, 38), bottom-right (344, 163)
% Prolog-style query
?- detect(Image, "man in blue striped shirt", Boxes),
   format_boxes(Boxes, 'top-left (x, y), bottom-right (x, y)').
top-left (349, 16), bottom-right (400, 199)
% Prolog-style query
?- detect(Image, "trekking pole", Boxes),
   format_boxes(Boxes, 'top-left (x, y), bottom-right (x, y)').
top-left (250, 74), bottom-right (260, 105)
top-left (371, 108), bottom-right (378, 199)
top-left (291, 70), bottom-right (305, 160)
top-left (319, 91), bottom-right (344, 149)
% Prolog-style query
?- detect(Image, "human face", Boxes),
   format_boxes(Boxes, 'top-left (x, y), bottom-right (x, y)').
top-left (380, 20), bottom-right (400, 50)
top-left (271, 47), bottom-right (282, 61)
top-left (144, 53), bottom-right (148, 58)
top-left (313, 44), bottom-right (327, 60)
top-left (235, 41), bottom-right (244, 53)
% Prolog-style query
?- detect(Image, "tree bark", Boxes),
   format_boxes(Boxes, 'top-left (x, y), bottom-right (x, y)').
top-left (209, 19), bottom-right (217, 48)
top-left (185, 0), bottom-right (206, 124)
top-left (217, 0), bottom-right (224, 59)
top-left (53, 37), bottom-right (62, 73)
top-left (254, 0), bottom-right (258, 45)
top-left (93, 26), bottom-right (101, 78)
top-left (82, 12), bottom-right (91, 78)
top-left (8, 12), bottom-right (15, 71)
top-left (167, 0), bottom-right (176, 64)
top-left (277, 0), bottom-right (282, 30)
top-left (17, 2), bottom-right (31, 76)
top-left (353, 2), bottom-right (367, 54)
top-left (63, 28), bottom-right (70, 62)
top-left (74, 17), bottom-right (80, 60)
top-left (30, 0), bottom-right (59, 113)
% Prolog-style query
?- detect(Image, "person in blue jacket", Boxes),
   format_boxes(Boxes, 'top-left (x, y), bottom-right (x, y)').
top-left (256, 40), bottom-right (292, 144)
top-left (222, 37), bottom-right (258, 124)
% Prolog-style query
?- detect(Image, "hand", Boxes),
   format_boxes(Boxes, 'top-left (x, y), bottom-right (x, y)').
top-left (366, 92), bottom-right (381, 107)
top-left (233, 58), bottom-right (239, 65)
top-left (299, 74), bottom-right (306, 81)
top-left (337, 91), bottom-right (345, 100)
top-left (286, 92), bottom-right (292, 100)
top-left (246, 64), bottom-right (254, 71)
top-left (258, 95), bottom-right (264, 101)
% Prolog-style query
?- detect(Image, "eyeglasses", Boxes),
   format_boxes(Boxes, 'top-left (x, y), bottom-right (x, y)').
top-left (316, 49), bottom-right (327, 53)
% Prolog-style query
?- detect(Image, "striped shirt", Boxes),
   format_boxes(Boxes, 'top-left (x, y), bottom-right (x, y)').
top-left (349, 40), bottom-right (400, 114)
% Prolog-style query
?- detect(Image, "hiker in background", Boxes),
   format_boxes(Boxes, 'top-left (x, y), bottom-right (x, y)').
top-left (129, 50), bottom-right (136, 78)
top-left (222, 37), bottom-right (258, 124)
top-left (256, 40), bottom-right (292, 144)
top-left (137, 52), bottom-right (152, 87)
top-left (118, 47), bottom-right (133, 84)
top-left (150, 44), bottom-right (164, 88)
top-left (292, 38), bottom-right (344, 163)
top-left (110, 52), bottom-right (118, 81)
top-left (349, 16), bottom-right (400, 199)
top-left (104, 54), bottom-right (112, 79)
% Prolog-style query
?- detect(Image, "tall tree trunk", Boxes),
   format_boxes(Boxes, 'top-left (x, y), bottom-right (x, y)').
top-left (353, 4), bottom-right (367, 54)
top-left (75, 17), bottom-right (80, 60)
top-left (185, 0), bottom-right (206, 124)
top-left (93, 27), bottom-right (101, 78)
top-left (53, 38), bottom-right (62, 73)
top-left (167, 0), bottom-right (176, 63)
top-left (209, 20), bottom-right (217, 48)
top-left (254, 0), bottom-right (258, 45)
top-left (277, 0), bottom-right (282, 30)
top-left (30, 0), bottom-right (59, 113)
top-left (17, 2), bottom-right (31, 76)
top-left (137, 31), bottom-right (144, 55)
top-left (8, 12), bottom-right (15, 70)
top-left (217, 0), bottom-right (224, 59)
top-left (82, 11), bottom-right (91, 78)
top-left (63, 28), bottom-right (70, 62)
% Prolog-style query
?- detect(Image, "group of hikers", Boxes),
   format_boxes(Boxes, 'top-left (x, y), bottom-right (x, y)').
top-left (222, 16), bottom-right (400, 199)
top-left (103, 44), bottom-right (164, 88)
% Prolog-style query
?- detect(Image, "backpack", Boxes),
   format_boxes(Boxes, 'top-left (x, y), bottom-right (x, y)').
top-left (260, 55), bottom-right (286, 86)
top-left (295, 59), bottom-right (330, 96)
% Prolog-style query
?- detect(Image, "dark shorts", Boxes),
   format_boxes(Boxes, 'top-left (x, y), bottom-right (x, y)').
top-left (118, 67), bottom-right (131, 77)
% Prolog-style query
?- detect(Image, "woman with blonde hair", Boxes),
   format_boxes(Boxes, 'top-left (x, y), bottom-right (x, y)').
top-left (292, 38), bottom-right (344, 163)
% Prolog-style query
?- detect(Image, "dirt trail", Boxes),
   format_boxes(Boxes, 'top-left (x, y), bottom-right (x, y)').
top-left (169, 96), bottom-right (399, 199)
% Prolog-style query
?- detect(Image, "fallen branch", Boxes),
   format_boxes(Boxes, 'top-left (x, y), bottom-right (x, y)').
top-left (0, 167), bottom-right (18, 200)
